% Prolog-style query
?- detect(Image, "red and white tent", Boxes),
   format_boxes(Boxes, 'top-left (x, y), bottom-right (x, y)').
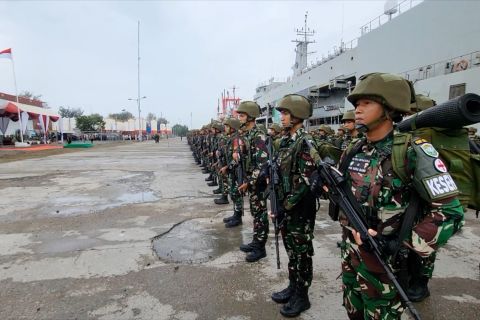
top-left (0, 99), bottom-right (61, 136)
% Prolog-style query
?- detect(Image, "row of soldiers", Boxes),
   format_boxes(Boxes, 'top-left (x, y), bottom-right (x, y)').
top-left (188, 72), bottom-right (472, 319)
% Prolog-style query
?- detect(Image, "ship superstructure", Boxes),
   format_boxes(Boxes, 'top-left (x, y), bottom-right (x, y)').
top-left (253, 0), bottom-right (480, 130)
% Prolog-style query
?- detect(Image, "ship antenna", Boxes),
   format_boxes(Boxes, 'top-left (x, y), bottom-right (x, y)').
top-left (292, 11), bottom-right (316, 76)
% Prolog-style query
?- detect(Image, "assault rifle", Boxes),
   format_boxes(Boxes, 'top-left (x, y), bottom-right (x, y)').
top-left (266, 136), bottom-right (283, 269)
top-left (306, 139), bottom-right (422, 320)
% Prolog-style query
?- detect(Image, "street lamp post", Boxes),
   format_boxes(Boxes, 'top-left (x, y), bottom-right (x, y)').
top-left (128, 96), bottom-right (146, 141)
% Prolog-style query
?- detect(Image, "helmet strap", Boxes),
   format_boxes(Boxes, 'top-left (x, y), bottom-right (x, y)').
top-left (355, 108), bottom-right (388, 133)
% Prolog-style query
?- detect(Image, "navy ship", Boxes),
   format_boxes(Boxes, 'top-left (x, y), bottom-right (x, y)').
top-left (252, 0), bottom-right (480, 131)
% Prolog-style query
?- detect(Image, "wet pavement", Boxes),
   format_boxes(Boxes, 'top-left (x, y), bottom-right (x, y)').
top-left (0, 138), bottom-right (479, 320)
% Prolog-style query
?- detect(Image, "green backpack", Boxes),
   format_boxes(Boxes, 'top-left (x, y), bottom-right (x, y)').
top-left (392, 127), bottom-right (480, 211)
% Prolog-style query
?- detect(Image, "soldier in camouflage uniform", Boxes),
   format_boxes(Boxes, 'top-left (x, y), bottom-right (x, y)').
top-left (336, 73), bottom-right (464, 319)
top-left (267, 123), bottom-right (283, 151)
top-left (334, 125), bottom-right (348, 149)
top-left (341, 110), bottom-right (360, 140)
top-left (220, 118), bottom-right (245, 227)
top-left (208, 121), bottom-right (223, 190)
top-left (268, 94), bottom-right (317, 317)
top-left (236, 101), bottom-right (270, 262)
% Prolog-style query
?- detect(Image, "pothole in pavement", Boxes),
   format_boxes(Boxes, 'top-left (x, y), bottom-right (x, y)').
top-left (152, 218), bottom-right (243, 264)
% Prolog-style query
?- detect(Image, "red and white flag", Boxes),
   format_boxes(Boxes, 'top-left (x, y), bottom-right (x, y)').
top-left (0, 48), bottom-right (12, 59)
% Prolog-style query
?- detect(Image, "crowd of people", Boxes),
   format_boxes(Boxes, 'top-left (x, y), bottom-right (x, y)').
top-left (187, 72), bottom-right (478, 319)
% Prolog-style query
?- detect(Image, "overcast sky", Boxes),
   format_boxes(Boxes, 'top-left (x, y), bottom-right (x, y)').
top-left (0, 0), bottom-right (387, 129)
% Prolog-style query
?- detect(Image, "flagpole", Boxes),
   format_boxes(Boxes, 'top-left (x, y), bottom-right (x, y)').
top-left (10, 54), bottom-right (24, 143)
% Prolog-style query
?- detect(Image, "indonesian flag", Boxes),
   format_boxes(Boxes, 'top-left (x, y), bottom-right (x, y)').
top-left (0, 48), bottom-right (12, 59)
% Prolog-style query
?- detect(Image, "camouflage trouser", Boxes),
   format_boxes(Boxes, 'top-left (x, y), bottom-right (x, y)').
top-left (221, 172), bottom-right (229, 196)
top-left (341, 235), bottom-right (404, 320)
top-left (247, 186), bottom-right (268, 243)
top-left (281, 212), bottom-right (315, 288)
top-left (228, 174), bottom-right (243, 213)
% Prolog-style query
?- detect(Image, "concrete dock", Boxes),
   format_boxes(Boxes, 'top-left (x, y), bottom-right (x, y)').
top-left (0, 138), bottom-right (478, 319)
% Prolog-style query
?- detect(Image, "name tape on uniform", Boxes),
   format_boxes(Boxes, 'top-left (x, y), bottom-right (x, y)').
top-left (422, 173), bottom-right (458, 200)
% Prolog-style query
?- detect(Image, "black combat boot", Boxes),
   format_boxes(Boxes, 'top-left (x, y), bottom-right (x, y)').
top-left (205, 174), bottom-right (213, 181)
top-left (214, 195), bottom-right (229, 205)
top-left (245, 242), bottom-right (266, 262)
top-left (271, 282), bottom-right (295, 304)
top-left (213, 188), bottom-right (222, 194)
top-left (223, 213), bottom-right (235, 223)
top-left (407, 275), bottom-right (430, 302)
top-left (207, 180), bottom-right (218, 187)
top-left (239, 238), bottom-right (258, 253)
top-left (280, 285), bottom-right (310, 317)
top-left (225, 211), bottom-right (242, 228)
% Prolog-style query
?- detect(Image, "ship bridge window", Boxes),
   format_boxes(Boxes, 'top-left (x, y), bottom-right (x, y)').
top-left (449, 83), bottom-right (466, 99)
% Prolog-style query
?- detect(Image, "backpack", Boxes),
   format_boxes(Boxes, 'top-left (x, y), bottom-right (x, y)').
top-left (392, 127), bottom-right (480, 211)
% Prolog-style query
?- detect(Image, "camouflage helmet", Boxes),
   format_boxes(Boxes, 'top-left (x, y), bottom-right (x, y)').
top-left (337, 125), bottom-right (348, 132)
top-left (257, 123), bottom-right (267, 134)
top-left (341, 110), bottom-right (355, 122)
top-left (318, 124), bottom-right (333, 135)
top-left (236, 101), bottom-right (261, 118)
top-left (410, 94), bottom-right (436, 113)
top-left (211, 121), bottom-right (223, 131)
top-left (223, 117), bottom-right (241, 130)
top-left (347, 73), bottom-right (415, 114)
top-left (268, 123), bottom-right (283, 133)
top-left (276, 94), bottom-right (312, 120)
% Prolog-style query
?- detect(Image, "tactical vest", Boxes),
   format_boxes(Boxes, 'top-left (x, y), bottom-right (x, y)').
top-left (277, 132), bottom-right (312, 197)
top-left (243, 127), bottom-right (264, 174)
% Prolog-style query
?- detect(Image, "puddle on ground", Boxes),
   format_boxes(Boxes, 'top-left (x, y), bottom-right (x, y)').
top-left (152, 219), bottom-right (243, 264)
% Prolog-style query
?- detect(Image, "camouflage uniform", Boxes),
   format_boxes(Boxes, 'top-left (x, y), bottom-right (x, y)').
top-left (339, 134), bottom-right (464, 319)
top-left (242, 125), bottom-right (269, 245)
top-left (269, 94), bottom-right (320, 318)
top-left (277, 127), bottom-right (317, 290)
top-left (339, 73), bottom-right (465, 320)
top-left (222, 118), bottom-right (244, 226)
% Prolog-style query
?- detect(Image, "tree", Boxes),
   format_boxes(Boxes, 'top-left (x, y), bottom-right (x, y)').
top-left (157, 117), bottom-right (168, 125)
top-left (75, 114), bottom-right (106, 132)
top-left (19, 90), bottom-right (43, 101)
top-left (146, 113), bottom-right (156, 122)
top-left (172, 124), bottom-right (188, 137)
top-left (109, 111), bottom-right (134, 131)
top-left (19, 91), bottom-right (48, 107)
top-left (59, 106), bottom-right (84, 131)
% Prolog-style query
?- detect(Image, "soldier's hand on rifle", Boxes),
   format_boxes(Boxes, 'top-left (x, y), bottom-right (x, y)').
top-left (310, 171), bottom-right (327, 196)
top-left (351, 228), bottom-right (377, 247)
top-left (220, 166), bottom-right (228, 174)
top-left (269, 207), bottom-right (285, 222)
top-left (238, 182), bottom-right (248, 193)
top-left (233, 152), bottom-right (239, 161)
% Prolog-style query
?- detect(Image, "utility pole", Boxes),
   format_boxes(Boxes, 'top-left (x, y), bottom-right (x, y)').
top-left (137, 20), bottom-right (142, 141)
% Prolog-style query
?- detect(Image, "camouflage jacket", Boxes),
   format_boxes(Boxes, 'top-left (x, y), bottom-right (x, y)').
top-left (339, 132), bottom-right (464, 257)
top-left (276, 127), bottom-right (317, 210)
top-left (242, 125), bottom-right (268, 187)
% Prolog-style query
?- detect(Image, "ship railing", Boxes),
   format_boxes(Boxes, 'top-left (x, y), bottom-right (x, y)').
top-left (360, 0), bottom-right (422, 36)
top-left (402, 50), bottom-right (480, 82)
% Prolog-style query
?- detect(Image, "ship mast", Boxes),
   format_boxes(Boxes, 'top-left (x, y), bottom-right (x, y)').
top-left (292, 11), bottom-right (315, 77)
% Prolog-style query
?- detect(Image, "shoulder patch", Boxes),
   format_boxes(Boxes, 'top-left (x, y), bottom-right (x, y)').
top-left (414, 138), bottom-right (428, 145)
top-left (434, 158), bottom-right (448, 173)
top-left (420, 143), bottom-right (439, 158)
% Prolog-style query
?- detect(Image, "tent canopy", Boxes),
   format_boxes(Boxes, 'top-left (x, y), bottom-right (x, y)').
top-left (0, 99), bottom-right (60, 122)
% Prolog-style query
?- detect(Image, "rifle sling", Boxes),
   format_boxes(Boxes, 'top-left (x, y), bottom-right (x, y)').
top-left (329, 139), bottom-right (366, 220)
